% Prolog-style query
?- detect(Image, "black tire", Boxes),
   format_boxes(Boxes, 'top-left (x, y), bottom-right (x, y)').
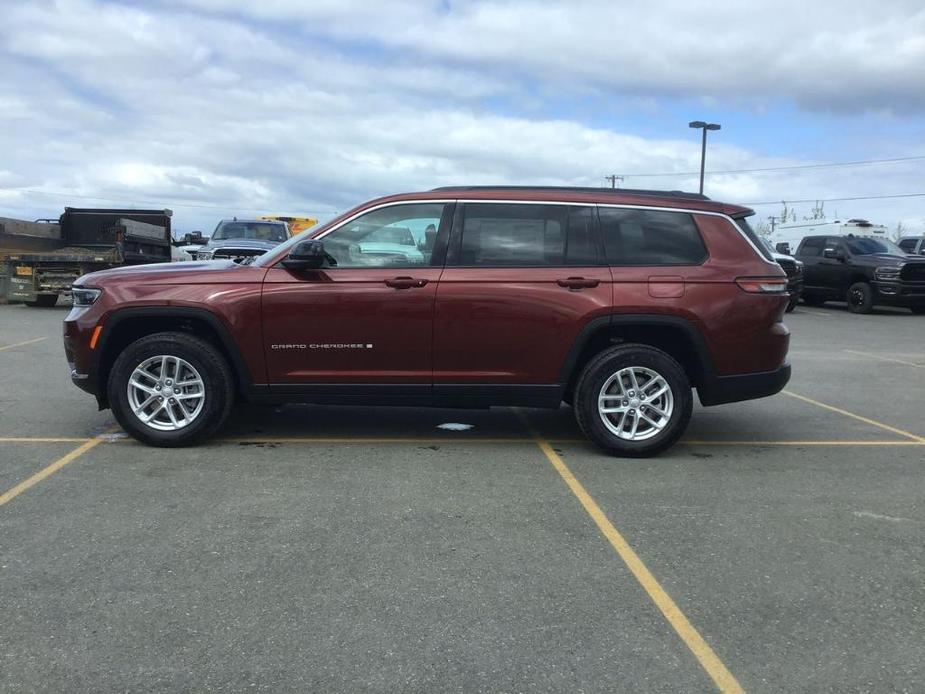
top-left (785, 296), bottom-right (797, 313)
top-left (802, 293), bottom-right (826, 307)
top-left (24, 294), bottom-right (58, 307)
top-left (573, 344), bottom-right (693, 457)
top-left (108, 332), bottom-right (234, 447)
top-left (847, 282), bottom-right (874, 314)
top-left (911, 306), bottom-right (925, 315)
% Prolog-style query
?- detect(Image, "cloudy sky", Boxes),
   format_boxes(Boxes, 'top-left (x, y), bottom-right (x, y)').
top-left (1, 0), bottom-right (924, 236)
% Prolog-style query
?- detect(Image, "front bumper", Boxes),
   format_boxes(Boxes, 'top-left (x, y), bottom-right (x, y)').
top-left (697, 363), bottom-right (792, 407)
top-left (872, 281), bottom-right (925, 307)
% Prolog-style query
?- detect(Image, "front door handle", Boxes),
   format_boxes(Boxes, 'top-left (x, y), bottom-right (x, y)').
top-left (557, 277), bottom-right (600, 290)
top-left (385, 276), bottom-right (428, 289)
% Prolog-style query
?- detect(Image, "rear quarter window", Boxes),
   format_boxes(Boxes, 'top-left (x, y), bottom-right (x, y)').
top-left (600, 208), bottom-right (707, 266)
top-left (732, 216), bottom-right (775, 262)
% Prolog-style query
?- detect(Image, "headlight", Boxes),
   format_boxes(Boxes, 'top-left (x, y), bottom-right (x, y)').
top-left (874, 265), bottom-right (902, 281)
top-left (196, 250), bottom-right (213, 260)
top-left (72, 287), bottom-right (102, 306)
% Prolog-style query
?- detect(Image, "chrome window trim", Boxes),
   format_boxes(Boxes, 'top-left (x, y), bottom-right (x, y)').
top-left (301, 198), bottom-right (777, 269)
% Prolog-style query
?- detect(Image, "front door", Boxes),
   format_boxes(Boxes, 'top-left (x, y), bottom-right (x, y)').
top-left (262, 202), bottom-right (452, 388)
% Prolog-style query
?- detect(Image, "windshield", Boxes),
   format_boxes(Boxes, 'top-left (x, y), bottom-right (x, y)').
top-left (213, 221), bottom-right (288, 242)
top-left (253, 208), bottom-right (357, 267)
top-left (845, 237), bottom-right (904, 255)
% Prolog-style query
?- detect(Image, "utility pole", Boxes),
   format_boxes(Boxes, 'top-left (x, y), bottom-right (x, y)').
top-left (604, 175), bottom-right (623, 189)
top-left (768, 215), bottom-right (777, 234)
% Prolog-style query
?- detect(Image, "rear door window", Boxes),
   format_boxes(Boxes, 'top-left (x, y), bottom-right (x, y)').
top-left (599, 208), bottom-right (707, 265)
top-left (453, 203), bottom-right (598, 267)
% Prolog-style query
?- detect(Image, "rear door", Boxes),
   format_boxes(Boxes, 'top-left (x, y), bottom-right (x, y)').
top-left (432, 202), bottom-right (611, 393)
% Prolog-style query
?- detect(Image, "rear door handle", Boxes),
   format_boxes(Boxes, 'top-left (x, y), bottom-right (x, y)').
top-left (557, 277), bottom-right (600, 290)
top-left (385, 276), bottom-right (428, 289)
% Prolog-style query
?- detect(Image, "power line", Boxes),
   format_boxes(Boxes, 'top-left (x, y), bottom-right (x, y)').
top-left (741, 192), bottom-right (925, 206)
top-left (621, 155), bottom-right (925, 178)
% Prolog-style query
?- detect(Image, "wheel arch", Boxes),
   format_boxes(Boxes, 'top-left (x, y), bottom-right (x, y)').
top-left (94, 307), bottom-right (254, 407)
top-left (559, 315), bottom-right (715, 401)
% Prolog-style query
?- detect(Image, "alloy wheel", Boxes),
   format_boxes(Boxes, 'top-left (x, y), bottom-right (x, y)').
top-left (598, 366), bottom-right (674, 441)
top-left (127, 355), bottom-right (206, 431)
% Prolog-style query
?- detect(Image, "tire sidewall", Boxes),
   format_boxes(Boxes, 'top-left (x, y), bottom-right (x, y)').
top-left (575, 346), bottom-right (692, 457)
top-left (847, 282), bottom-right (873, 314)
top-left (108, 334), bottom-right (232, 446)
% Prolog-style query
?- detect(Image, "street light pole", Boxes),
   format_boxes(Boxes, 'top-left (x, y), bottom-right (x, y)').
top-left (688, 121), bottom-right (721, 195)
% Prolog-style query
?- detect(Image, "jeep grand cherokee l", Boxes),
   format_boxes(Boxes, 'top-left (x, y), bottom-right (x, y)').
top-left (64, 187), bottom-right (791, 456)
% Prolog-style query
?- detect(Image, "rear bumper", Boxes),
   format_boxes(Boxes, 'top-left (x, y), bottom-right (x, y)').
top-left (697, 363), bottom-right (791, 406)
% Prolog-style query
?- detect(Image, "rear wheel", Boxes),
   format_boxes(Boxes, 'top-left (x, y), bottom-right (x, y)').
top-left (802, 293), bottom-right (826, 306)
top-left (108, 332), bottom-right (234, 447)
top-left (847, 282), bottom-right (874, 314)
top-left (573, 344), bottom-right (692, 457)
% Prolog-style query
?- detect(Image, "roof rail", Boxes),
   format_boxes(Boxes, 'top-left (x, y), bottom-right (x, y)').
top-left (429, 185), bottom-right (710, 201)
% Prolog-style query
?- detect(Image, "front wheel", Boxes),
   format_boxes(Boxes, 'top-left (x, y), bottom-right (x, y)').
top-left (24, 294), bottom-right (58, 307)
top-left (108, 332), bottom-right (234, 447)
top-left (847, 282), bottom-right (874, 314)
top-left (573, 344), bottom-right (693, 457)
top-left (786, 296), bottom-right (798, 313)
top-left (911, 306), bottom-right (925, 315)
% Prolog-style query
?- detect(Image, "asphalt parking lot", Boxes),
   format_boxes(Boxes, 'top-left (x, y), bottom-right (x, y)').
top-left (1, 301), bottom-right (923, 692)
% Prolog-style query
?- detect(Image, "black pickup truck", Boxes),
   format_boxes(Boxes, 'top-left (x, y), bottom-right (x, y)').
top-left (795, 235), bottom-right (925, 314)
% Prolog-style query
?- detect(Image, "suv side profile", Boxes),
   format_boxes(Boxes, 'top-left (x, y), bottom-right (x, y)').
top-left (64, 187), bottom-right (791, 456)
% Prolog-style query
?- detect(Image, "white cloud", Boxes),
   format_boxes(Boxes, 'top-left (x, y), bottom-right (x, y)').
top-left (0, 0), bottom-right (922, 236)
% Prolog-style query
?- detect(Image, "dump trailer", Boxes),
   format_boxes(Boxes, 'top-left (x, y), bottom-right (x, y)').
top-left (0, 208), bottom-right (172, 306)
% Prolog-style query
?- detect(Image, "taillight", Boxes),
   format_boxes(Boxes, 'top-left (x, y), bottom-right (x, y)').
top-left (735, 277), bottom-right (788, 294)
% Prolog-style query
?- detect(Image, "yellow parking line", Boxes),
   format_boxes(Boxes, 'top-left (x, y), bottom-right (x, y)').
top-left (0, 337), bottom-right (46, 352)
top-left (0, 435), bottom-right (108, 508)
top-left (0, 437), bottom-right (91, 443)
top-left (844, 349), bottom-right (925, 370)
top-left (517, 413), bottom-right (743, 693)
top-left (783, 390), bottom-right (925, 442)
top-left (682, 440), bottom-right (924, 446)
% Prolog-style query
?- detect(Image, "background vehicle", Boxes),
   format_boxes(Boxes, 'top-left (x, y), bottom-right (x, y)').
top-left (795, 234), bottom-right (925, 314)
top-left (1, 208), bottom-right (172, 306)
top-left (171, 231), bottom-right (208, 262)
top-left (195, 219), bottom-right (290, 262)
top-left (898, 236), bottom-right (925, 256)
top-left (65, 187), bottom-right (791, 456)
top-left (259, 215), bottom-right (318, 234)
top-left (772, 218), bottom-right (888, 255)
top-left (762, 238), bottom-right (803, 312)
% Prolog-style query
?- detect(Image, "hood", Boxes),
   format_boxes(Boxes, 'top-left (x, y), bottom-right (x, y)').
top-left (75, 259), bottom-right (240, 286)
top-left (204, 238), bottom-right (280, 251)
top-left (855, 253), bottom-right (914, 267)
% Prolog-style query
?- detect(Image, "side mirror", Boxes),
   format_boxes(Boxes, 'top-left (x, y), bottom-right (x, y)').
top-left (775, 242), bottom-right (791, 254)
top-left (823, 247), bottom-right (844, 260)
top-left (282, 239), bottom-right (327, 270)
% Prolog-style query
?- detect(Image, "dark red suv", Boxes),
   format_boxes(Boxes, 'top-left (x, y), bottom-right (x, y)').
top-left (64, 187), bottom-right (790, 456)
